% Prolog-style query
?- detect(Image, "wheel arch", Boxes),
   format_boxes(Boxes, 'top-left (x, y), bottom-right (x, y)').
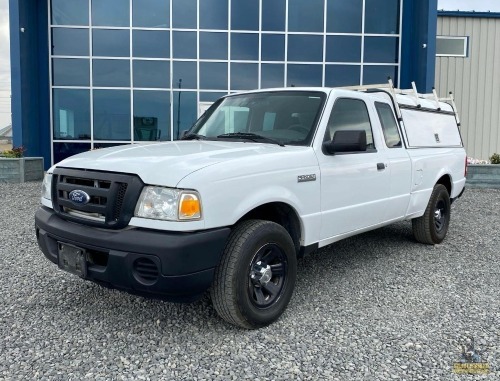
top-left (436, 174), bottom-right (452, 196)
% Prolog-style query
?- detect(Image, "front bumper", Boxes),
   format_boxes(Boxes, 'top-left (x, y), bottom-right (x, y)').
top-left (35, 207), bottom-right (231, 302)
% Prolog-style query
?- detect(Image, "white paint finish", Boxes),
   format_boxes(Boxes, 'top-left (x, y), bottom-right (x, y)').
top-left (402, 109), bottom-right (462, 147)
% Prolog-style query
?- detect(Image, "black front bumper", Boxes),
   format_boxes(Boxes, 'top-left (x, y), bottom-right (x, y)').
top-left (35, 207), bottom-right (231, 302)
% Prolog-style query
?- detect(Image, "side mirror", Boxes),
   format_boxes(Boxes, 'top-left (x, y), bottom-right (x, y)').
top-left (323, 130), bottom-right (367, 155)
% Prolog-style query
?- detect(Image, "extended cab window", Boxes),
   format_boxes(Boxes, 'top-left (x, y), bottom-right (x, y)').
top-left (324, 98), bottom-right (374, 149)
top-left (375, 102), bottom-right (402, 148)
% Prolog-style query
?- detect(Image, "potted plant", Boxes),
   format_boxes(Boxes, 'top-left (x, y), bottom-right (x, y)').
top-left (466, 153), bottom-right (500, 189)
top-left (0, 146), bottom-right (44, 183)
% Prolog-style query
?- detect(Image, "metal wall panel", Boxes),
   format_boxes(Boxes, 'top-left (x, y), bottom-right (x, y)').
top-left (436, 16), bottom-right (500, 160)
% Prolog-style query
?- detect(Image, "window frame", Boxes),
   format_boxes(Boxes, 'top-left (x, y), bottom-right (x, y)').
top-left (436, 36), bottom-right (469, 57)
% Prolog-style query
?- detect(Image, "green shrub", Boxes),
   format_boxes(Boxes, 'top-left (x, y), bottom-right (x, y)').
top-left (0, 146), bottom-right (26, 158)
top-left (490, 153), bottom-right (500, 164)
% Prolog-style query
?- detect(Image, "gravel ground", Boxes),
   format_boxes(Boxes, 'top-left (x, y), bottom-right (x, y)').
top-left (0, 182), bottom-right (499, 380)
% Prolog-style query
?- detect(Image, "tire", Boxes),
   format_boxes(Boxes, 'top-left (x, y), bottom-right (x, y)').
top-left (210, 220), bottom-right (297, 329)
top-left (412, 184), bottom-right (451, 245)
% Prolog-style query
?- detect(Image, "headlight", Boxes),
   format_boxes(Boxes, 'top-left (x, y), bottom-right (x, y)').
top-left (41, 173), bottom-right (53, 200)
top-left (134, 186), bottom-right (202, 221)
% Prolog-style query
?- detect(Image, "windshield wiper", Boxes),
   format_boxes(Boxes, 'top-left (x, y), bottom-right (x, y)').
top-left (180, 133), bottom-right (207, 141)
top-left (216, 132), bottom-right (285, 147)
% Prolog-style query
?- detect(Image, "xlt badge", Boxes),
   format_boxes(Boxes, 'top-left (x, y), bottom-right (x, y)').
top-left (298, 174), bottom-right (316, 183)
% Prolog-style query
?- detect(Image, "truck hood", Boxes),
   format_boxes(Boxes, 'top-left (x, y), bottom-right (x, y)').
top-left (55, 141), bottom-right (309, 186)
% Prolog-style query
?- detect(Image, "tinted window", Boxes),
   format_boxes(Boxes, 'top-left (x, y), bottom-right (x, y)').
top-left (287, 64), bottom-right (322, 87)
top-left (53, 89), bottom-right (91, 139)
top-left (52, 28), bottom-right (89, 56)
top-left (134, 91), bottom-right (170, 141)
top-left (200, 0), bottom-right (228, 29)
top-left (173, 31), bottom-right (197, 59)
top-left (231, 0), bottom-right (259, 30)
top-left (200, 62), bottom-right (228, 90)
top-left (53, 143), bottom-right (91, 163)
top-left (172, 0), bottom-right (196, 29)
top-left (326, 36), bottom-right (361, 63)
top-left (363, 65), bottom-right (398, 86)
top-left (133, 0), bottom-right (170, 28)
top-left (52, 0), bottom-right (89, 26)
top-left (93, 29), bottom-right (130, 57)
top-left (93, 59), bottom-right (130, 87)
top-left (327, 0), bottom-right (362, 33)
top-left (92, 0), bottom-right (130, 27)
top-left (262, 0), bottom-right (285, 31)
top-left (133, 60), bottom-right (170, 88)
top-left (93, 90), bottom-right (131, 140)
top-left (52, 59), bottom-right (90, 86)
top-left (288, 0), bottom-right (324, 32)
top-left (375, 102), bottom-right (401, 148)
top-left (173, 61), bottom-right (197, 89)
top-left (325, 65), bottom-right (360, 87)
top-left (261, 64), bottom-right (284, 88)
top-left (231, 63), bottom-right (258, 90)
top-left (261, 34), bottom-right (285, 61)
top-left (365, 0), bottom-right (400, 34)
top-left (231, 33), bottom-right (259, 61)
top-left (325, 98), bottom-right (374, 149)
top-left (364, 37), bottom-right (399, 63)
top-left (200, 33), bottom-right (228, 59)
top-left (287, 35), bottom-right (323, 62)
top-left (133, 30), bottom-right (170, 58)
top-left (173, 91), bottom-right (198, 139)
top-left (200, 92), bottom-right (226, 102)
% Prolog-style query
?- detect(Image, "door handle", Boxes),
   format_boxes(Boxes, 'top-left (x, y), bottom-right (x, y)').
top-left (377, 163), bottom-right (386, 170)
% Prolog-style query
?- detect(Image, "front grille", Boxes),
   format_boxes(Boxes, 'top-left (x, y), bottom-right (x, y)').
top-left (132, 257), bottom-right (159, 285)
top-left (52, 168), bottom-right (143, 229)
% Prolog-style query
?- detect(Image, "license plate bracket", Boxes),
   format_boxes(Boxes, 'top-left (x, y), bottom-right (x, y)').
top-left (58, 243), bottom-right (87, 278)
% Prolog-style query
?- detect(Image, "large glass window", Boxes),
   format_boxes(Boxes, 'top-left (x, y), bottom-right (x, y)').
top-left (51, 0), bottom-right (89, 26)
top-left (52, 59), bottom-right (90, 86)
top-left (133, 0), bottom-right (170, 28)
top-left (327, 0), bottom-right (362, 33)
top-left (173, 31), bottom-right (197, 59)
top-left (92, 30), bottom-right (130, 57)
top-left (172, 0), bottom-right (197, 29)
top-left (133, 31), bottom-right (170, 58)
top-left (53, 143), bottom-right (91, 164)
top-left (134, 91), bottom-right (170, 141)
top-left (325, 65), bottom-right (360, 87)
top-left (288, 0), bottom-right (324, 33)
top-left (231, 0), bottom-right (259, 31)
top-left (231, 34), bottom-right (259, 61)
top-left (200, 33), bottom-right (228, 60)
top-left (364, 37), bottom-right (399, 63)
top-left (92, 0), bottom-right (130, 27)
top-left (365, 0), bottom-right (400, 34)
top-left (363, 65), bottom-right (398, 85)
top-left (287, 64), bottom-right (322, 87)
top-left (133, 60), bottom-right (170, 88)
top-left (51, 28), bottom-right (89, 56)
top-left (261, 64), bottom-right (284, 88)
top-left (288, 35), bottom-right (323, 63)
top-left (326, 36), bottom-right (361, 63)
top-left (173, 61), bottom-right (197, 90)
top-left (261, 34), bottom-right (285, 62)
top-left (173, 91), bottom-right (198, 139)
top-left (93, 60), bottom-right (130, 87)
top-left (200, 0), bottom-right (228, 30)
top-left (231, 63), bottom-right (258, 90)
top-left (53, 89), bottom-right (91, 140)
top-left (93, 90), bottom-right (131, 140)
top-left (200, 62), bottom-right (228, 90)
top-left (262, 0), bottom-right (285, 31)
top-left (325, 98), bottom-right (374, 148)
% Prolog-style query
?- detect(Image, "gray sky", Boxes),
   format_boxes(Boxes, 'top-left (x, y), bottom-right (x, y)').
top-left (0, 0), bottom-right (500, 129)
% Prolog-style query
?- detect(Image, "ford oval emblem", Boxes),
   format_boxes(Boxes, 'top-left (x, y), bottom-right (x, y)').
top-left (68, 190), bottom-right (91, 205)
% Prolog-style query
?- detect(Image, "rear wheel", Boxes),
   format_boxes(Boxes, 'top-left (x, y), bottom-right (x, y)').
top-left (210, 220), bottom-right (297, 329)
top-left (412, 184), bottom-right (451, 244)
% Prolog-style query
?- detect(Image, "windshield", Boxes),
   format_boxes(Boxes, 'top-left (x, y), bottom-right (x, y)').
top-left (189, 91), bottom-right (326, 146)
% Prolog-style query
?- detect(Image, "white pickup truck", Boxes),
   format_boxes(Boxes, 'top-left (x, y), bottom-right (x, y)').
top-left (35, 84), bottom-right (466, 329)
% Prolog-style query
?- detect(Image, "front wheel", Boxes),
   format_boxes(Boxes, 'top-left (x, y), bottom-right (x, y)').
top-left (210, 220), bottom-right (297, 329)
top-left (412, 184), bottom-right (451, 244)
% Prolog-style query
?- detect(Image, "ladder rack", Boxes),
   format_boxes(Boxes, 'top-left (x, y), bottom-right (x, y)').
top-left (339, 78), bottom-right (460, 125)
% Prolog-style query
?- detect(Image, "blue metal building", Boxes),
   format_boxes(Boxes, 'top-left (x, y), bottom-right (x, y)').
top-left (9, 0), bottom-right (438, 168)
